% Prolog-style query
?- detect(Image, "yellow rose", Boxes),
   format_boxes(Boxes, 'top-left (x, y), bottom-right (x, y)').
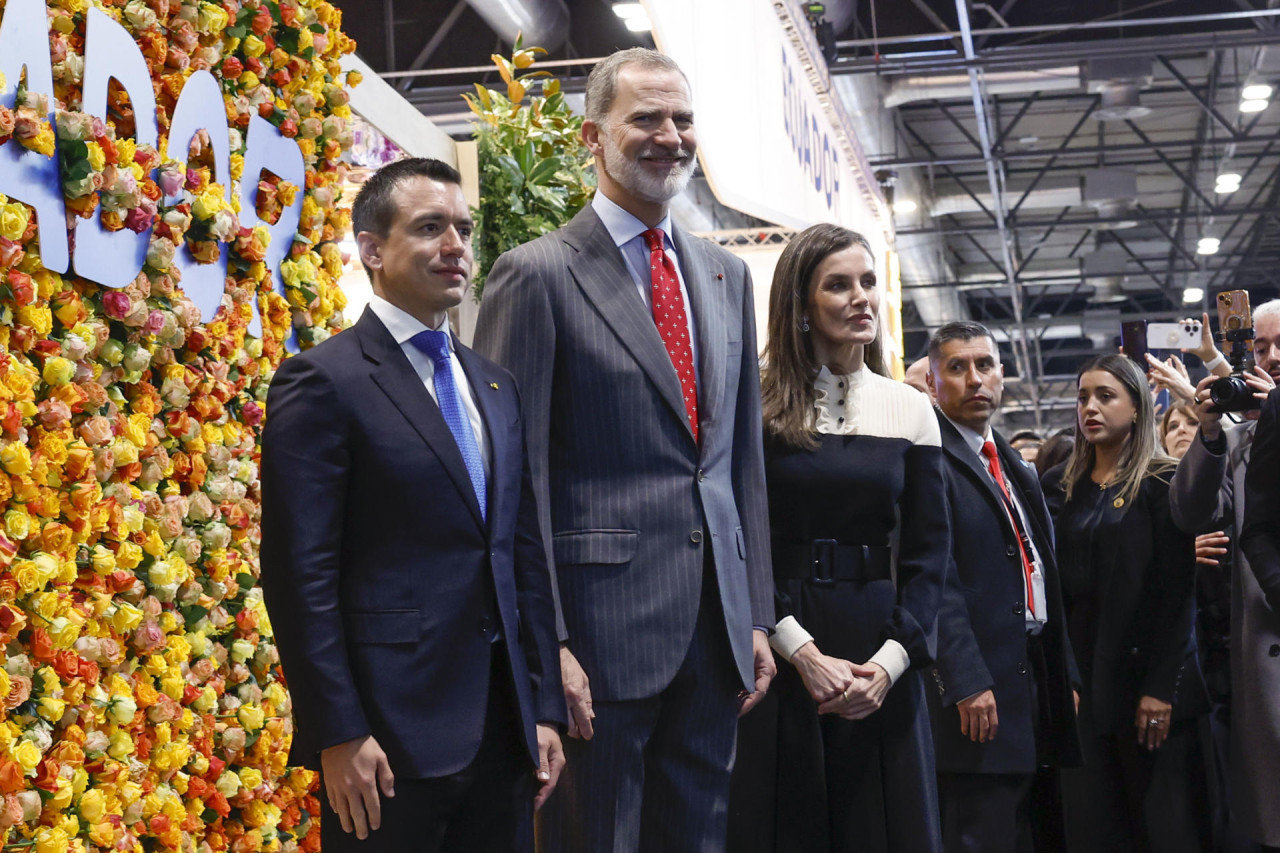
top-left (192, 187), bottom-right (227, 220)
top-left (240, 71), bottom-right (261, 90)
top-left (78, 788), bottom-right (106, 823)
top-left (238, 704), bottom-right (265, 731)
top-left (110, 601), bottom-right (144, 634)
top-left (159, 673), bottom-right (184, 701)
top-left (124, 413), bottom-right (150, 447)
top-left (12, 739), bottom-right (42, 774)
top-left (91, 545), bottom-right (115, 575)
top-left (0, 202), bottom-right (31, 241)
top-left (192, 686), bottom-right (216, 713)
top-left (106, 730), bottom-right (133, 760)
top-left (37, 695), bottom-right (66, 722)
top-left (1, 442), bottom-right (31, 475)
top-left (34, 826), bottom-right (69, 853)
top-left (197, 2), bottom-right (229, 34)
top-left (42, 356), bottom-right (75, 387)
top-left (16, 303), bottom-right (53, 336)
top-left (84, 141), bottom-right (105, 172)
top-left (243, 35), bottom-right (266, 57)
top-left (116, 540), bottom-right (143, 570)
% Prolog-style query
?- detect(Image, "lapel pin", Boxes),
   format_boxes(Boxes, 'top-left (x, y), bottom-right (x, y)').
top-left (1113, 497), bottom-right (1125, 509)
top-left (489, 382), bottom-right (500, 390)
top-left (716, 272), bottom-right (724, 280)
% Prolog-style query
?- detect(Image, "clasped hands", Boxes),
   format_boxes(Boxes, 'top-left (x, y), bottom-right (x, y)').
top-left (791, 643), bottom-right (889, 719)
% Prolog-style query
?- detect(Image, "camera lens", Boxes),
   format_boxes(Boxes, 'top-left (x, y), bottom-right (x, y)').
top-left (1209, 375), bottom-right (1262, 413)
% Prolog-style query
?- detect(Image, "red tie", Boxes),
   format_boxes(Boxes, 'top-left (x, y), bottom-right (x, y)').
top-left (981, 441), bottom-right (1036, 617)
top-left (643, 228), bottom-right (698, 442)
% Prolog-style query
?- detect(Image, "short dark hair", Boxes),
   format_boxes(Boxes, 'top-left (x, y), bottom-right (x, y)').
top-left (351, 158), bottom-right (463, 276)
top-left (1009, 429), bottom-right (1042, 445)
top-left (928, 321), bottom-right (997, 364)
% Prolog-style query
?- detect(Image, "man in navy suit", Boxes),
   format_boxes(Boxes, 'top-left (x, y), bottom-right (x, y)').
top-left (260, 158), bottom-right (565, 851)
top-left (926, 322), bottom-right (1081, 852)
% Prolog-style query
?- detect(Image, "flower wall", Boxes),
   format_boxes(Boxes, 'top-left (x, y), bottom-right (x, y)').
top-left (0, 0), bottom-right (359, 850)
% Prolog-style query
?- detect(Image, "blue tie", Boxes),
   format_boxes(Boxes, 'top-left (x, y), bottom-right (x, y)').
top-left (410, 329), bottom-right (487, 521)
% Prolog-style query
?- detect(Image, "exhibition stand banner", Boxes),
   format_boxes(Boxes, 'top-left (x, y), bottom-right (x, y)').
top-left (0, 0), bottom-right (358, 850)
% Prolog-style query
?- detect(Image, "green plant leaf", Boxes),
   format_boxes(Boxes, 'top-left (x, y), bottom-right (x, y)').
top-left (525, 157), bottom-right (561, 186)
top-left (514, 140), bottom-right (536, 176)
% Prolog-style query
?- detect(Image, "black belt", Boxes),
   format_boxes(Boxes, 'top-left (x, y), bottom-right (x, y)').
top-left (774, 540), bottom-right (893, 584)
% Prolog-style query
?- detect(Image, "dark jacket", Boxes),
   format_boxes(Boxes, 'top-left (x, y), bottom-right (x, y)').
top-left (260, 309), bottom-right (565, 777)
top-left (930, 418), bottom-right (1082, 773)
top-left (1042, 462), bottom-right (1208, 733)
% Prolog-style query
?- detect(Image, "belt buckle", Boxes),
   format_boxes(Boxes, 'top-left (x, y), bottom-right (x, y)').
top-left (810, 539), bottom-right (838, 585)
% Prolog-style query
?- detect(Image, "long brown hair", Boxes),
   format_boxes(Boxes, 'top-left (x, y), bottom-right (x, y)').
top-left (761, 223), bottom-right (886, 449)
top-left (1060, 353), bottom-right (1173, 506)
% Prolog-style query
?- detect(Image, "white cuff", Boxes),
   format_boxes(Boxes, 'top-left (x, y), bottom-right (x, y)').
top-left (1203, 351), bottom-right (1227, 373)
top-left (868, 639), bottom-right (910, 686)
top-left (768, 616), bottom-right (814, 663)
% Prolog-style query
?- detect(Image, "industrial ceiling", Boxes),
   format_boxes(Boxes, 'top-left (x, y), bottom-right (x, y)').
top-left (334, 0), bottom-right (1280, 431)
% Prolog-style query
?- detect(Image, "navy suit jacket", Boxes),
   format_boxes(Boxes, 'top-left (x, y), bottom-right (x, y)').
top-left (259, 308), bottom-right (565, 778)
top-left (930, 417), bottom-right (1082, 774)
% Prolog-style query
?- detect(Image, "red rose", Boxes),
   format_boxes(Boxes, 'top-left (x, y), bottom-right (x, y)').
top-left (250, 7), bottom-right (272, 35)
top-left (221, 56), bottom-right (243, 79)
top-left (6, 270), bottom-right (34, 307)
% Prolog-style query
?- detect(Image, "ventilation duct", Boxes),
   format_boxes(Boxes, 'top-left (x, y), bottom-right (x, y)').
top-left (957, 257), bottom-right (1083, 286)
top-left (466, 0), bottom-right (569, 51)
top-left (883, 67), bottom-right (1080, 109)
top-left (1084, 247), bottom-right (1129, 304)
top-left (1083, 168), bottom-right (1139, 229)
top-left (1087, 57), bottom-right (1154, 121)
top-left (933, 177), bottom-right (1082, 217)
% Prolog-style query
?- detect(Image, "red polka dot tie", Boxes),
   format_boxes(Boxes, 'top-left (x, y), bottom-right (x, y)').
top-left (642, 228), bottom-right (698, 442)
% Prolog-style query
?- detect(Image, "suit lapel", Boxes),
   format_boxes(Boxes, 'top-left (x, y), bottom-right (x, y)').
top-left (355, 310), bottom-right (485, 529)
top-left (673, 226), bottom-right (726, 439)
top-left (939, 415), bottom-right (1014, 534)
top-left (562, 206), bottom-right (695, 443)
top-left (455, 343), bottom-right (508, 531)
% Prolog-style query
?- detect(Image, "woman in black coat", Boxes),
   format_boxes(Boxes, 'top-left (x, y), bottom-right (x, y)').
top-left (1041, 354), bottom-right (1210, 853)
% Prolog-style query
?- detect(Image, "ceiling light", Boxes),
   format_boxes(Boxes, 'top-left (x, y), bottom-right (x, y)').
top-left (1242, 83), bottom-right (1274, 101)
top-left (1197, 237), bottom-right (1221, 255)
top-left (612, 2), bottom-right (645, 18)
top-left (1240, 98), bottom-right (1270, 113)
top-left (1182, 286), bottom-right (1205, 304)
top-left (892, 199), bottom-right (918, 214)
top-left (1215, 173), bottom-right (1241, 193)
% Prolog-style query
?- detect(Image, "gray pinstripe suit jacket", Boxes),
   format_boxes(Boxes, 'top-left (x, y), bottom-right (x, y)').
top-left (473, 203), bottom-right (774, 702)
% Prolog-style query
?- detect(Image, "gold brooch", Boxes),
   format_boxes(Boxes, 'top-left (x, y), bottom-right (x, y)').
top-left (489, 382), bottom-right (499, 390)
top-left (1113, 497), bottom-right (1125, 509)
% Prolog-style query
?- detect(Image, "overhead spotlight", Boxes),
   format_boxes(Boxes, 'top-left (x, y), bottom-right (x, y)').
top-left (612, 3), bottom-right (651, 31)
top-left (892, 199), bottom-right (918, 215)
top-left (1240, 98), bottom-right (1269, 113)
top-left (1242, 83), bottom-right (1274, 101)
top-left (1197, 237), bottom-right (1221, 255)
top-left (1182, 286), bottom-right (1205, 304)
top-left (1215, 172), bottom-right (1241, 193)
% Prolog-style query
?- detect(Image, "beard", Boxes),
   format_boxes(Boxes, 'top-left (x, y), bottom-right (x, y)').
top-left (599, 129), bottom-right (695, 205)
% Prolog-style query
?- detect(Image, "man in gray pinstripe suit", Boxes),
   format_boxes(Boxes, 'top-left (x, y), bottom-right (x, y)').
top-left (473, 48), bottom-right (776, 852)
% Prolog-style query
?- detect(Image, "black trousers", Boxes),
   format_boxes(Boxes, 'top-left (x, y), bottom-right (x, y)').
top-left (938, 633), bottom-right (1067, 853)
top-left (319, 645), bottom-right (535, 853)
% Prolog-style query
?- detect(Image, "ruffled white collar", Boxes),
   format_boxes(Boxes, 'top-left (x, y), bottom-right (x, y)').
top-left (813, 364), bottom-right (868, 435)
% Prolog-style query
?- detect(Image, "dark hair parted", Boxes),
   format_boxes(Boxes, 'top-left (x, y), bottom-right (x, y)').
top-left (761, 223), bottom-right (885, 449)
top-left (584, 48), bottom-right (687, 128)
top-left (928, 320), bottom-right (997, 364)
top-left (1059, 352), bottom-right (1173, 507)
top-left (351, 158), bottom-right (463, 276)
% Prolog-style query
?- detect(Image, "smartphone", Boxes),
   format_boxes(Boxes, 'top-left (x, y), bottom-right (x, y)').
top-left (1121, 320), bottom-right (1148, 364)
top-left (1217, 289), bottom-right (1254, 337)
top-left (1147, 320), bottom-right (1202, 351)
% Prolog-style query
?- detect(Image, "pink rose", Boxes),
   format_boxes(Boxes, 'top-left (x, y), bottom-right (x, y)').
top-left (144, 309), bottom-right (166, 335)
top-left (157, 164), bottom-right (184, 198)
top-left (241, 400), bottom-right (263, 427)
top-left (102, 290), bottom-right (133, 320)
top-left (0, 237), bottom-right (25, 268)
top-left (124, 205), bottom-right (155, 234)
top-left (0, 106), bottom-right (16, 138)
top-left (133, 620), bottom-right (165, 654)
top-left (37, 399), bottom-right (71, 429)
top-left (12, 108), bottom-right (42, 141)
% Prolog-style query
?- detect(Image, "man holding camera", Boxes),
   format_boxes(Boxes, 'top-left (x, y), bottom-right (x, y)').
top-left (1170, 298), bottom-right (1280, 851)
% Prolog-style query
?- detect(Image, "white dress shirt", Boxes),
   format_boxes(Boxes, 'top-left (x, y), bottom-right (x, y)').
top-left (592, 192), bottom-right (700, 377)
top-left (367, 295), bottom-right (490, 478)
top-left (943, 415), bottom-right (1048, 632)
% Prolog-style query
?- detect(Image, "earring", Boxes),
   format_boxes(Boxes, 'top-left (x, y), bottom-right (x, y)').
top-left (801, 317), bottom-right (810, 332)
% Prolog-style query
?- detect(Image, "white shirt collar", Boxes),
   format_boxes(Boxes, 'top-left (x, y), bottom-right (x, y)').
top-left (943, 413), bottom-right (993, 458)
top-left (367, 294), bottom-right (452, 350)
top-left (592, 191), bottom-right (673, 249)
